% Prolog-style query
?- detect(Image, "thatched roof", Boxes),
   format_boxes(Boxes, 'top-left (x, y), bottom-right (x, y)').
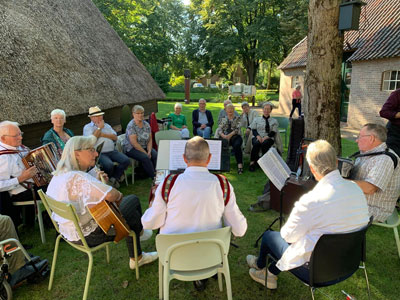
top-left (278, 0), bottom-right (400, 70)
top-left (0, 0), bottom-right (165, 125)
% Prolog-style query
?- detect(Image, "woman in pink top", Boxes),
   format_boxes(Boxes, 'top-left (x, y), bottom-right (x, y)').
top-left (289, 85), bottom-right (302, 118)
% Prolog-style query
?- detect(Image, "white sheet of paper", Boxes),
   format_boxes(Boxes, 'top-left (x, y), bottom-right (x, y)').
top-left (257, 148), bottom-right (291, 190)
top-left (168, 140), bottom-right (222, 170)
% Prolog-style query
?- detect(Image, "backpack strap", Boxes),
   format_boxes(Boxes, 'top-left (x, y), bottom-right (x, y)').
top-left (213, 174), bottom-right (231, 206)
top-left (160, 173), bottom-right (231, 206)
top-left (161, 173), bottom-right (181, 203)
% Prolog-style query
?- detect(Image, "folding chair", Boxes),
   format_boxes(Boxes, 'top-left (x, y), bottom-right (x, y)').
top-left (373, 208), bottom-right (400, 259)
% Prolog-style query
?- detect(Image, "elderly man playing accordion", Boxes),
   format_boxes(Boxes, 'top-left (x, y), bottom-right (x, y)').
top-left (0, 121), bottom-right (38, 227)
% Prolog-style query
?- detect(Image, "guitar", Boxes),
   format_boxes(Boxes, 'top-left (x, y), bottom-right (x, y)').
top-left (87, 172), bottom-right (130, 243)
top-left (88, 201), bottom-right (130, 243)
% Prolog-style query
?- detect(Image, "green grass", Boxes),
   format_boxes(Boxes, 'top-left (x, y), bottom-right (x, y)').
top-left (14, 102), bottom-right (400, 299)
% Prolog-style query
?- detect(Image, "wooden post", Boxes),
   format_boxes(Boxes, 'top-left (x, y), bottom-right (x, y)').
top-left (184, 69), bottom-right (191, 104)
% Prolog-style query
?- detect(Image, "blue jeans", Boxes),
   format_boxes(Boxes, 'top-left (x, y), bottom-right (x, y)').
top-left (197, 127), bottom-right (212, 138)
top-left (98, 150), bottom-right (130, 180)
top-left (257, 230), bottom-right (309, 281)
top-left (126, 148), bottom-right (157, 179)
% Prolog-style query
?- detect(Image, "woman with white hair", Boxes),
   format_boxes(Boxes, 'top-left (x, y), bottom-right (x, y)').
top-left (41, 109), bottom-right (74, 155)
top-left (168, 103), bottom-right (190, 138)
top-left (46, 136), bottom-right (158, 270)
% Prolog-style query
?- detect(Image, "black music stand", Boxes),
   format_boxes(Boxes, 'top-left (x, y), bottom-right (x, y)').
top-left (254, 177), bottom-right (290, 248)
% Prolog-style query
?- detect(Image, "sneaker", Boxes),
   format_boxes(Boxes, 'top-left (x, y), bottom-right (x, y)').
top-left (109, 177), bottom-right (120, 189)
top-left (119, 174), bottom-right (126, 183)
top-left (140, 229), bottom-right (153, 242)
top-left (248, 203), bottom-right (268, 212)
top-left (246, 255), bottom-right (260, 269)
top-left (129, 251), bottom-right (158, 270)
top-left (249, 268), bottom-right (277, 289)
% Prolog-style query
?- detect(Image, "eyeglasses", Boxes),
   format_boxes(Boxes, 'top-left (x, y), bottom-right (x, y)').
top-left (77, 148), bottom-right (96, 152)
top-left (3, 132), bottom-right (23, 138)
top-left (356, 134), bottom-right (372, 140)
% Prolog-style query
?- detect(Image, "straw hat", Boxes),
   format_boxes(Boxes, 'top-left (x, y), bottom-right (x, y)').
top-left (88, 106), bottom-right (104, 117)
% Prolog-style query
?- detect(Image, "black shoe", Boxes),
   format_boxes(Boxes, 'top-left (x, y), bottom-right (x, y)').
top-left (238, 168), bottom-right (243, 175)
top-left (193, 279), bottom-right (208, 292)
top-left (249, 164), bottom-right (256, 172)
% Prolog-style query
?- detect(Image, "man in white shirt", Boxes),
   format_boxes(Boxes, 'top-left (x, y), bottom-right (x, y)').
top-left (246, 140), bottom-right (369, 289)
top-left (0, 121), bottom-right (37, 226)
top-left (83, 106), bottom-right (130, 187)
top-left (142, 136), bottom-right (247, 236)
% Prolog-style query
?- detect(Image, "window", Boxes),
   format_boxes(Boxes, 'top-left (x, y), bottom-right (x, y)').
top-left (291, 76), bottom-right (301, 88)
top-left (382, 70), bottom-right (400, 91)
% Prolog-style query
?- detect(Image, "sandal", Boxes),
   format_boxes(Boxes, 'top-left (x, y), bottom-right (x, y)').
top-left (238, 168), bottom-right (243, 175)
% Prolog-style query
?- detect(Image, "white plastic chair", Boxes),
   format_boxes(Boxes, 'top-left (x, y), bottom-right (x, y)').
top-left (373, 208), bottom-right (400, 259)
top-left (156, 227), bottom-right (232, 300)
top-left (155, 130), bottom-right (181, 147)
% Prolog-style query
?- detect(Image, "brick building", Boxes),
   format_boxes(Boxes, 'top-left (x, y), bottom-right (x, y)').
top-left (277, 0), bottom-right (400, 130)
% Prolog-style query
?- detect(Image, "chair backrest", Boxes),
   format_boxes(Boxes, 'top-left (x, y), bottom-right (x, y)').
top-left (274, 116), bottom-right (289, 130)
top-left (155, 130), bottom-right (181, 146)
top-left (383, 208), bottom-right (400, 226)
top-left (116, 134), bottom-right (125, 153)
top-left (156, 227), bottom-right (231, 271)
top-left (38, 190), bottom-right (90, 248)
top-left (120, 105), bottom-right (132, 134)
top-left (309, 224), bottom-right (369, 286)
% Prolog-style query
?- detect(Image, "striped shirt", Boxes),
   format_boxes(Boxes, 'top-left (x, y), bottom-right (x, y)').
top-left (350, 143), bottom-right (400, 222)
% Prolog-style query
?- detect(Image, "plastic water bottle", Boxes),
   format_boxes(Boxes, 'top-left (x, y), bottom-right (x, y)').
top-left (342, 290), bottom-right (356, 300)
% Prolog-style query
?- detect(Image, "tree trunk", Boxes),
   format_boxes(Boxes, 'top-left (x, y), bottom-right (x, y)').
top-left (243, 58), bottom-right (258, 86)
top-left (266, 61), bottom-right (273, 90)
top-left (305, 0), bottom-right (343, 155)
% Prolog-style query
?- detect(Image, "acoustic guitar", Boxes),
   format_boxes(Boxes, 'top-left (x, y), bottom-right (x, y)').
top-left (88, 174), bottom-right (130, 243)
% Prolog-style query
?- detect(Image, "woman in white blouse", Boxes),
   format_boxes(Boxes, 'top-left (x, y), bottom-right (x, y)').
top-left (47, 136), bottom-right (157, 270)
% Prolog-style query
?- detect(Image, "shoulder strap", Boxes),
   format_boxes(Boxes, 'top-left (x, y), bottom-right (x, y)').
top-left (0, 149), bottom-right (19, 156)
top-left (160, 173), bottom-right (231, 206)
top-left (213, 174), bottom-right (231, 206)
top-left (161, 173), bottom-right (181, 203)
top-left (350, 148), bottom-right (398, 169)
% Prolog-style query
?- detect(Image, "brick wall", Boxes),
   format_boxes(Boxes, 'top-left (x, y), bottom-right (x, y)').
top-left (348, 57), bottom-right (400, 129)
top-left (277, 68), bottom-right (306, 116)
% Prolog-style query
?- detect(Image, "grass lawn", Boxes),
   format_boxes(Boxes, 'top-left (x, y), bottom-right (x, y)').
top-left (14, 102), bottom-right (400, 299)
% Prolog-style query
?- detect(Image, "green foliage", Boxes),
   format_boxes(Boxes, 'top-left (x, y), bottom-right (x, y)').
top-left (169, 75), bottom-right (186, 87)
top-left (147, 64), bottom-right (171, 93)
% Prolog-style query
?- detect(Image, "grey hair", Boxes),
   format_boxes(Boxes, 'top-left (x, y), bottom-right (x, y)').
top-left (306, 140), bottom-right (337, 176)
top-left (53, 135), bottom-right (97, 175)
top-left (132, 105), bottom-right (144, 113)
top-left (198, 98), bottom-right (206, 103)
top-left (262, 102), bottom-right (274, 110)
top-left (0, 121), bottom-right (20, 137)
top-left (363, 123), bottom-right (387, 142)
top-left (296, 85), bottom-right (301, 90)
top-left (51, 109), bottom-right (66, 119)
top-left (184, 136), bottom-right (210, 162)
top-left (174, 102), bottom-right (182, 109)
top-left (224, 99), bottom-right (232, 106)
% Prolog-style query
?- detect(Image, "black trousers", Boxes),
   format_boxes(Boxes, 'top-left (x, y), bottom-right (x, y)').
top-left (228, 135), bottom-right (243, 165)
top-left (73, 194), bottom-right (143, 257)
top-left (386, 121), bottom-right (400, 157)
top-left (289, 99), bottom-right (302, 118)
top-left (251, 137), bottom-right (274, 162)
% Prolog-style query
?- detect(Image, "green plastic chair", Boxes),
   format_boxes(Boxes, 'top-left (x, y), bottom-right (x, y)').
top-left (155, 130), bottom-right (181, 147)
top-left (120, 105), bottom-right (132, 134)
top-left (156, 227), bottom-right (232, 300)
top-left (373, 208), bottom-right (400, 259)
top-left (274, 117), bottom-right (289, 147)
top-left (116, 134), bottom-right (137, 185)
top-left (38, 190), bottom-right (139, 300)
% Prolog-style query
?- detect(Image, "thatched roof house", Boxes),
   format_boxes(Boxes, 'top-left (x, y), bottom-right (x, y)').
top-left (0, 0), bottom-right (164, 147)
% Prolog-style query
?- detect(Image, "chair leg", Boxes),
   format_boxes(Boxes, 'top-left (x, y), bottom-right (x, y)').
top-left (217, 271), bottom-right (223, 291)
top-left (48, 235), bottom-right (62, 291)
top-left (163, 270), bottom-right (170, 300)
top-left (132, 232), bottom-right (139, 280)
top-left (106, 244), bottom-right (110, 263)
top-left (82, 252), bottom-right (94, 300)
top-left (37, 203), bottom-right (46, 244)
top-left (224, 271), bottom-right (232, 300)
top-left (159, 262), bottom-right (163, 300)
top-left (362, 263), bottom-right (371, 300)
top-left (131, 163), bottom-right (135, 185)
top-left (310, 287), bottom-right (315, 300)
top-left (393, 227), bottom-right (400, 259)
top-left (124, 170), bottom-right (129, 186)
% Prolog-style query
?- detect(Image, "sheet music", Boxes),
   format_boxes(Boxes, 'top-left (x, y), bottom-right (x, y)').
top-left (168, 140), bottom-right (222, 171)
top-left (257, 148), bottom-right (291, 191)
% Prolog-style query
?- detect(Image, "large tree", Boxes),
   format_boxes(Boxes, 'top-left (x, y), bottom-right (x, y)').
top-left (304, 0), bottom-right (343, 153)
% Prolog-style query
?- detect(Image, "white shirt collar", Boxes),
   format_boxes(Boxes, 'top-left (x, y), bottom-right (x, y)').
top-left (0, 141), bottom-right (18, 150)
top-left (184, 166), bottom-right (210, 173)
